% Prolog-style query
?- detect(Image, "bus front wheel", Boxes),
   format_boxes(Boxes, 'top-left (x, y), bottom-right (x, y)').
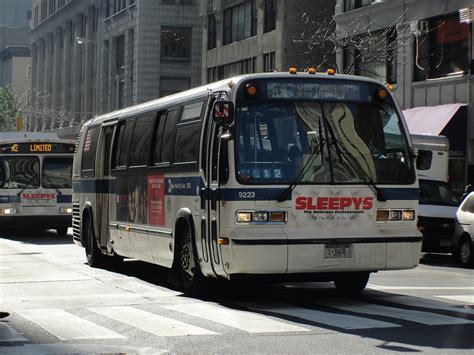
top-left (177, 227), bottom-right (205, 295)
top-left (334, 272), bottom-right (370, 295)
top-left (84, 217), bottom-right (104, 267)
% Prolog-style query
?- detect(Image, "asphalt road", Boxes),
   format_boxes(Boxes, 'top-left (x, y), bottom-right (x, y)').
top-left (0, 229), bottom-right (473, 354)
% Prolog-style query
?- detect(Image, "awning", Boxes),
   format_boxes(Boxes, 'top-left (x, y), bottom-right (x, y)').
top-left (402, 103), bottom-right (467, 135)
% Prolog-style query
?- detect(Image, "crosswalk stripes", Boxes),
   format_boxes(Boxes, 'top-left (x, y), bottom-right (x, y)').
top-left (435, 295), bottom-right (474, 304)
top-left (0, 323), bottom-right (28, 342)
top-left (240, 302), bottom-right (401, 330)
top-left (163, 302), bottom-right (310, 333)
top-left (16, 309), bottom-right (125, 341)
top-left (88, 306), bottom-right (217, 337)
top-left (10, 296), bottom-right (474, 342)
top-left (314, 299), bottom-right (474, 326)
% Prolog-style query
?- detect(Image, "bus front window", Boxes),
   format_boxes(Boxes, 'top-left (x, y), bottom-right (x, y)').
top-left (235, 101), bottom-right (414, 185)
top-left (0, 157), bottom-right (40, 189)
top-left (42, 157), bottom-right (73, 189)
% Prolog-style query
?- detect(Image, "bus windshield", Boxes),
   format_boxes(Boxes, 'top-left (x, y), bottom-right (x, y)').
top-left (43, 157), bottom-right (73, 188)
top-left (0, 156), bottom-right (40, 189)
top-left (236, 101), bottom-right (414, 185)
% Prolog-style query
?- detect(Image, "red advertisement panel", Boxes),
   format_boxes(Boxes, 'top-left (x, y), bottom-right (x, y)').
top-left (148, 174), bottom-right (165, 226)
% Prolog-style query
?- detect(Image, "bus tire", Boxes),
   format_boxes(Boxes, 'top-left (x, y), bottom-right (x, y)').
top-left (177, 225), bottom-right (205, 295)
top-left (334, 272), bottom-right (370, 295)
top-left (84, 215), bottom-right (104, 267)
top-left (56, 227), bottom-right (68, 237)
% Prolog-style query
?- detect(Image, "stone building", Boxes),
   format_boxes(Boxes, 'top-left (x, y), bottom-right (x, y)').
top-left (29, 0), bottom-right (203, 138)
top-left (202, 0), bottom-right (336, 83)
top-left (335, 0), bottom-right (474, 194)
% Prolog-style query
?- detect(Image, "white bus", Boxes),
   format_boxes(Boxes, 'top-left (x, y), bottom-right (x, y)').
top-left (0, 132), bottom-right (75, 236)
top-left (73, 72), bottom-right (421, 294)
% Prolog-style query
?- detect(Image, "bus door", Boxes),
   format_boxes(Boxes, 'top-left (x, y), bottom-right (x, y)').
top-left (200, 98), bottom-right (226, 277)
top-left (96, 124), bottom-right (114, 250)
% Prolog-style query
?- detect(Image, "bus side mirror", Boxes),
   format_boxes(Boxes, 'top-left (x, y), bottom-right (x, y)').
top-left (212, 101), bottom-right (234, 127)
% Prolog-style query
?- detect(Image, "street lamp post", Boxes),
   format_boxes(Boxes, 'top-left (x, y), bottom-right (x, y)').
top-left (76, 36), bottom-right (120, 112)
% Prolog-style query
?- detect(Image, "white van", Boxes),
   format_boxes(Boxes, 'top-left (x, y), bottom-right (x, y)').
top-left (412, 134), bottom-right (459, 252)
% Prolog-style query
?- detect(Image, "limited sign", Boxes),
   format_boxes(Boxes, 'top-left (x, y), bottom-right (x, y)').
top-left (0, 143), bottom-right (75, 154)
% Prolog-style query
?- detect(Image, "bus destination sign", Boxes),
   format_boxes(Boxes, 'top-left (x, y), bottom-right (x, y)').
top-left (0, 142), bottom-right (75, 154)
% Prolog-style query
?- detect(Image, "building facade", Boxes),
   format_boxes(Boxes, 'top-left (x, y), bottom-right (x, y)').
top-left (0, 26), bottom-right (31, 98)
top-left (202, 0), bottom-right (336, 83)
top-left (335, 0), bottom-right (474, 194)
top-left (30, 0), bottom-right (203, 138)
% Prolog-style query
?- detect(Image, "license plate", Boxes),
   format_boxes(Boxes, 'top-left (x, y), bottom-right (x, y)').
top-left (325, 244), bottom-right (352, 258)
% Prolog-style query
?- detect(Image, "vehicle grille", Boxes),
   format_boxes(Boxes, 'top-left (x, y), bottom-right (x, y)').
top-left (72, 203), bottom-right (81, 241)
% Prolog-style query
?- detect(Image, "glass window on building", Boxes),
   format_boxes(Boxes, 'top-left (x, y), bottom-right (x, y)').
top-left (414, 14), bottom-right (470, 81)
top-left (114, 0), bottom-right (127, 13)
top-left (115, 35), bottom-right (125, 71)
top-left (208, 14), bottom-right (217, 49)
top-left (264, 0), bottom-right (277, 33)
top-left (161, 27), bottom-right (192, 61)
top-left (264, 51), bottom-right (276, 72)
top-left (343, 27), bottom-right (397, 84)
top-left (222, 0), bottom-right (257, 45)
top-left (344, 0), bottom-right (374, 11)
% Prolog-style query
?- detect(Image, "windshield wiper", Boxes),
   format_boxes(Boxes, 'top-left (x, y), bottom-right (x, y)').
top-left (322, 115), bottom-right (386, 202)
top-left (277, 137), bottom-right (327, 202)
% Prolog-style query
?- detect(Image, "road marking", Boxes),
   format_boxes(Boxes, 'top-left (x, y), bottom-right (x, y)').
top-left (16, 309), bottom-right (125, 340)
top-left (374, 295), bottom-right (474, 315)
top-left (435, 295), bottom-right (474, 304)
top-left (0, 323), bottom-right (28, 342)
top-left (316, 299), bottom-right (474, 326)
top-left (164, 302), bottom-right (309, 333)
top-left (89, 306), bottom-right (217, 337)
top-left (368, 284), bottom-right (474, 291)
top-left (242, 302), bottom-right (400, 330)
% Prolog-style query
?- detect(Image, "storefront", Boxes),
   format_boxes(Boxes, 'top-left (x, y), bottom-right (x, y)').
top-left (403, 103), bottom-right (468, 196)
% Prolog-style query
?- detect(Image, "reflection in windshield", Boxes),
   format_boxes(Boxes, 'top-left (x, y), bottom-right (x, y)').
top-left (0, 157), bottom-right (40, 189)
top-left (236, 101), bottom-right (414, 185)
top-left (419, 179), bottom-right (459, 207)
top-left (43, 157), bottom-right (73, 188)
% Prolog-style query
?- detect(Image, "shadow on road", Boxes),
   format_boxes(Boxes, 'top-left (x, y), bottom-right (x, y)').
top-left (420, 252), bottom-right (466, 269)
top-left (0, 228), bottom-right (73, 245)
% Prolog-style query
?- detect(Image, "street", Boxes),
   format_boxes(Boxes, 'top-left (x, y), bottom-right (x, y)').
top-left (0, 230), bottom-right (473, 354)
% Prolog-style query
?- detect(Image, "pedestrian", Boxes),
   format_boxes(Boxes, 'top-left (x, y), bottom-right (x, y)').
top-left (460, 184), bottom-right (473, 203)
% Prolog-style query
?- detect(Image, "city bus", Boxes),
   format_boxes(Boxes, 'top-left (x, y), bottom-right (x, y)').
top-left (0, 132), bottom-right (75, 236)
top-left (72, 71), bottom-right (421, 294)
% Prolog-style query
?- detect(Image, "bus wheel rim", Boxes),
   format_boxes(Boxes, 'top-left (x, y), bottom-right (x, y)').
top-left (181, 238), bottom-right (195, 280)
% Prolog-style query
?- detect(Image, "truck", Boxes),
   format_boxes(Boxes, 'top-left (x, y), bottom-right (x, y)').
top-left (412, 134), bottom-right (459, 253)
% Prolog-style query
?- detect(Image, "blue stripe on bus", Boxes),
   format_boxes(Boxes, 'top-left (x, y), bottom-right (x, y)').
top-left (379, 188), bottom-right (419, 200)
top-left (220, 188), bottom-right (292, 201)
top-left (57, 195), bottom-right (72, 203)
top-left (0, 195), bottom-right (21, 204)
top-left (72, 179), bottom-right (419, 201)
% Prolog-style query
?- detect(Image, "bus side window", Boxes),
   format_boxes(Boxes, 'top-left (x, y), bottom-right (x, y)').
top-left (159, 110), bottom-right (179, 166)
top-left (152, 111), bottom-right (167, 165)
top-left (112, 119), bottom-right (135, 170)
top-left (103, 132), bottom-right (112, 176)
top-left (129, 113), bottom-right (155, 167)
top-left (81, 125), bottom-right (100, 177)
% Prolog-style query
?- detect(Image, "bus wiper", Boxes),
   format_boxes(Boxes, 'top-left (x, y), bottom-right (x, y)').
top-left (277, 138), bottom-right (326, 202)
top-left (324, 123), bottom-right (386, 202)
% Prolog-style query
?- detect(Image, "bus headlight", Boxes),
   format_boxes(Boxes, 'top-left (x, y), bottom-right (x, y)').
top-left (60, 207), bottom-right (73, 214)
top-left (376, 209), bottom-right (415, 222)
top-left (236, 212), bottom-right (252, 223)
top-left (1, 208), bottom-right (17, 215)
top-left (236, 210), bottom-right (287, 224)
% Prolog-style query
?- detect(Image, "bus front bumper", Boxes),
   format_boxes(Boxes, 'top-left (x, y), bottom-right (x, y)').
top-left (218, 232), bottom-right (422, 276)
top-left (0, 215), bottom-right (72, 229)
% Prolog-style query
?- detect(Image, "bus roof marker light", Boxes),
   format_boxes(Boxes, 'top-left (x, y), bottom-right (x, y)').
top-left (227, 80), bottom-right (234, 88)
top-left (308, 68), bottom-right (316, 74)
top-left (327, 68), bottom-right (335, 75)
top-left (289, 67), bottom-right (297, 74)
top-left (218, 238), bottom-right (229, 245)
top-left (377, 88), bottom-right (388, 99)
top-left (246, 84), bottom-right (257, 97)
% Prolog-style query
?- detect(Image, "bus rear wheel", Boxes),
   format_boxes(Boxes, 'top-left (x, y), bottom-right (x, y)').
top-left (177, 227), bottom-right (205, 295)
top-left (84, 217), bottom-right (104, 267)
top-left (334, 272), bottom-right (370, 295)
